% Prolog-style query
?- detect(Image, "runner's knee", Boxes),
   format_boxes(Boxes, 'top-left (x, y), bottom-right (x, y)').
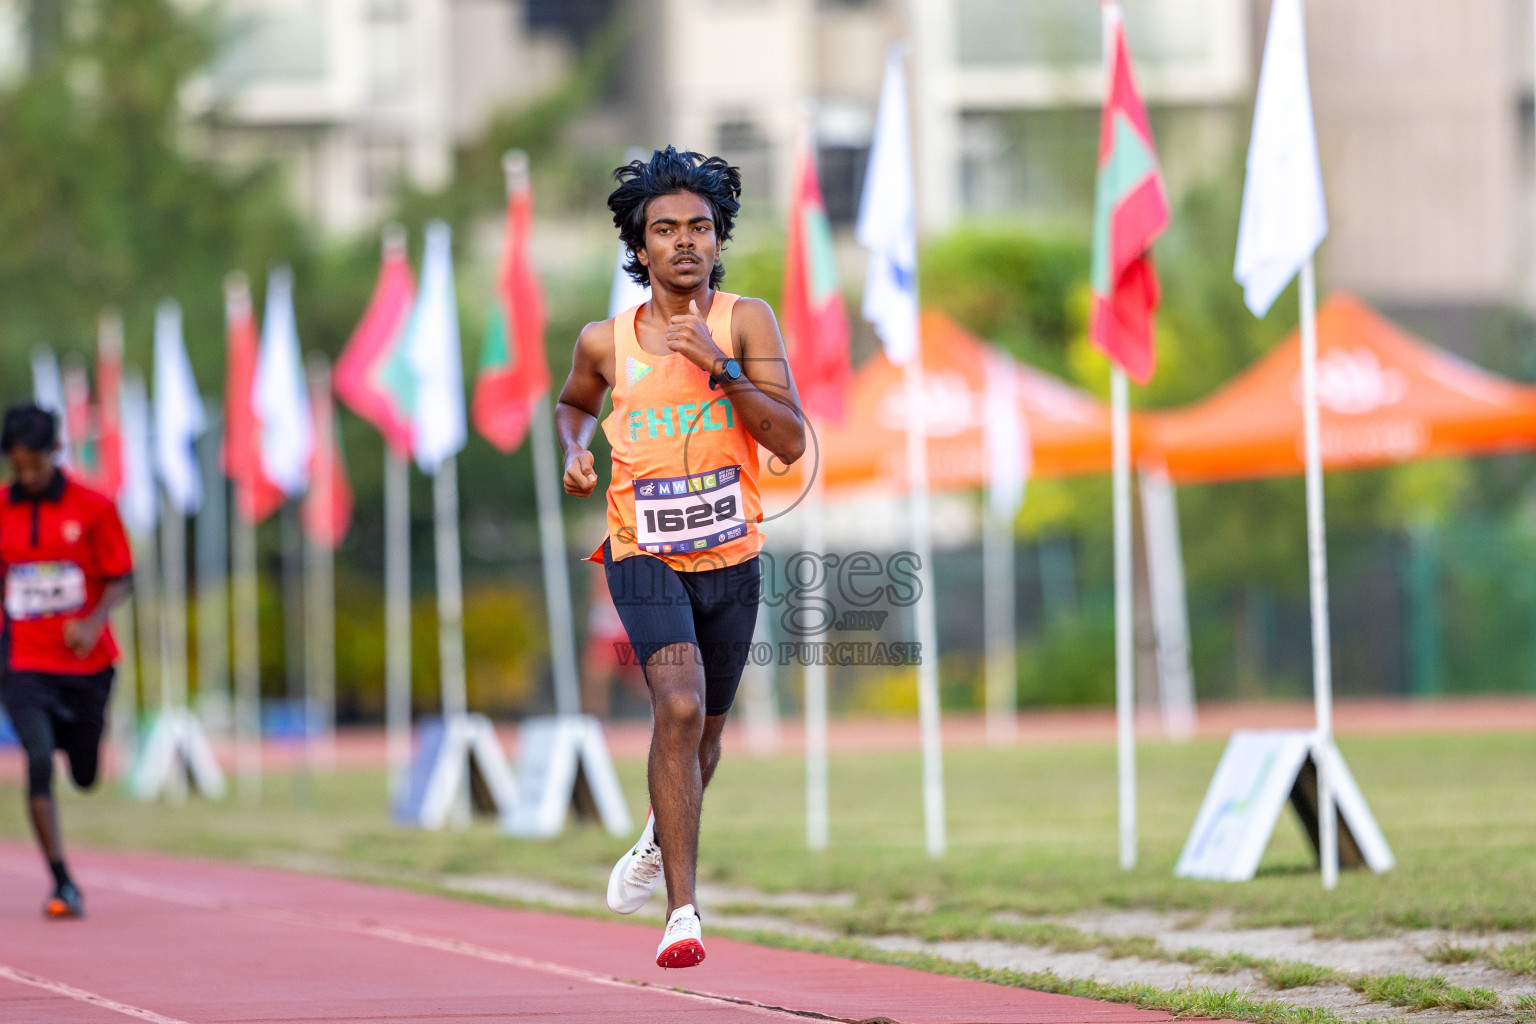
top-left (653, 687), bottom-right (705, 734)
top-left (24, 745), bottom-right (53, 798)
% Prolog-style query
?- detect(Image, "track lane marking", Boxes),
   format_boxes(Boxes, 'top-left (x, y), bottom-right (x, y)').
top-left (88, 871), bottom-right (862, 1022)
top-left (0, 964), bottom-right (195, 1024)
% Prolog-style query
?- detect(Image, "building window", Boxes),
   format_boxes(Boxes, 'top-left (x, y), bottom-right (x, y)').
top-left (957, 0), bottom-right (1212, 68)
top-left (716, 118), bottom-right (773, 207)
top-left (818, 145), bottom-right (868, 226)
top-left (364, 0), bottom-right (410, 102)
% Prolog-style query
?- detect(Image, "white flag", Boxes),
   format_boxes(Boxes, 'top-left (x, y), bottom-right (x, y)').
top-left (29, 346), bottom-right (71, 466)
top-left (152, 299), bottom-right (205, 515)
top-left (609, 241), bottom-right (652, 318)
top-left (984, 351), bottom-right (1031, 520)
top-left (253, 265), bottom-right (314, 497)
top-left (118, 368), bottom-right (158, 537)
top-left (1234, 0), bottom-right (1328, 317)
top-left (406, 220), bottom-right (467, 474)
top-left (857, 46), bottom-right (919, 366)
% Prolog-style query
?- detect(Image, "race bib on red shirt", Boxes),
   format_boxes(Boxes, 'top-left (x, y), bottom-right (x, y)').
top-left (4, 561), bottom-right (88, 621)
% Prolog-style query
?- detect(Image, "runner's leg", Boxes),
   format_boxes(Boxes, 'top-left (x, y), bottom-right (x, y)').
top-left (643, 643), bottom-right (707, 917)
top-left (9, 703), bottom-right (67, 874)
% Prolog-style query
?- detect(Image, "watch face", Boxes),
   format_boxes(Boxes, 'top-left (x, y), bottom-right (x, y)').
top-left (727, 359), bottom-right (742, 379)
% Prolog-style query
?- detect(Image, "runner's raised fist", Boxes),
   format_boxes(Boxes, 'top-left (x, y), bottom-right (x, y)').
top-left (564, 450), bottom-right (599, 497)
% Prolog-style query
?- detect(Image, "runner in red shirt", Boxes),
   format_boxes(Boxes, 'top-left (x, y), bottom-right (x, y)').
top-left (0, 404), bottom-right (132, 918)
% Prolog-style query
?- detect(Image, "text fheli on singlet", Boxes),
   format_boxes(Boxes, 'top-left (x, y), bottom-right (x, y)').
top-left (593, 292), bottom-right (764, 571)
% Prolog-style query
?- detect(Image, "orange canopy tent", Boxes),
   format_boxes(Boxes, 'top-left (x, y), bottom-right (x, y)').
top-left (1142, 295), bottom-right (1536, 484)
top-left (763, 310), bottom-right (1117, 497)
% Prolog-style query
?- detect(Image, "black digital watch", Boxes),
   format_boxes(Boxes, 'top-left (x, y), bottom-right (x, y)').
top-left (709, 358), bottom-right (743, 390)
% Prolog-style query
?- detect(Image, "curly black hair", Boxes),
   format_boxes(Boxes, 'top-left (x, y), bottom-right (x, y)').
top-left (1, 403), bottom-right (58, 454)
top-left (608, 146), bottom-right (742, 289)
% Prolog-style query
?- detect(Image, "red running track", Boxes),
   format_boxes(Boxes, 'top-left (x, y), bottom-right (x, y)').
top-left (0, 844), bottom-right (1227, 1024)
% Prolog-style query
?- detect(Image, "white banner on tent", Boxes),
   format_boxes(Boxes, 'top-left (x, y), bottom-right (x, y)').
top-left (504, 715), bottom-right (631, 839)
top-left (1175, 729), bottom-right (1393, 882)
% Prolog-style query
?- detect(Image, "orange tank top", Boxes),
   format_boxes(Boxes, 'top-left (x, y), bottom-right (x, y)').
top-left (587, 293), bottom-right (764, 571)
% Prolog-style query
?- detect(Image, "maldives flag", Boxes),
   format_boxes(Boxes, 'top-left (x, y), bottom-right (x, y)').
top-left (335, 231), bottom-right (417, 456)
top-left (472, 155), bottom-right (551, 453)
top-left (782, 133), bottom-right (851, 424)
top-left (223, 276), bottom-right (286, 523)
top-left (1089, 5), bottom-right (1170, 385)
top-left (95, 313), bottom-right (124, 500)
top-left (303, 365), bottom-right (353, 550)
top-left (62, 357), bottom-right (96, 483)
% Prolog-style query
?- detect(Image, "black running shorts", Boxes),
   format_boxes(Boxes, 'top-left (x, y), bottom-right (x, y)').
top-left (1, 668), bottom-right (114, 797)
top-left (601, 539), bottom-right (761, 716)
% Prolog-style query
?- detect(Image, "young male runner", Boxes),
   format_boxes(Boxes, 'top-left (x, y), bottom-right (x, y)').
top-left (0, 404), bottom-right (132, 918)
top-left (557, 147), bottom-right (806, 968)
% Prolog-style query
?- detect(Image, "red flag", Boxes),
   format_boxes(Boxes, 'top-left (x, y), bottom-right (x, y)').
top-left (61, 357), bottom-right (97, 485)
top-left (1088, 6), bottom-right (1170, 384)
top-left (223, 277), bottom-right (286, 523)
top-left (95, 314), bottom-right (124, 500)
top-left (472, 154), bottom-right (551, 453)
top-left (782, 132), bottom-right (851, 423)
top-left (335, 230), bottom-right (417, 457)
top-left (303, 368), bottom-right (353, 549)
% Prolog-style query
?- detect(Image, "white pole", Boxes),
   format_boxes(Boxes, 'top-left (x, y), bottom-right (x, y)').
top-left (195, 419), bottom-right (230, 734)
top-left (1112, 367), bottom-right (1137, 869)
top-left (803, 474), bottom-right (829, 850)
top-left (1298, 258), bottom-right (1337, 889)
top-left (433, 455), bottom-right (468, 720)
top-left (159, 494), bottom-right (188, 803)
top-left (982, 497), bottom-right (1017, 746)
top-left (134, 521), bottom-right (162, 711)
top-left (903, 355), bottom-right (946, 859)
top-left (231, 505), bottom-right (261, 802)
top-left (503, 152), bottom-right (582, 720)
top-left (110, 568), bottom-right (141, 777)
top-left (529, 395), bottom-right (581, 717)
top-left (384, 448), bottom-right (412, 798)
top-left (304, 358), bottom-right (337, 770)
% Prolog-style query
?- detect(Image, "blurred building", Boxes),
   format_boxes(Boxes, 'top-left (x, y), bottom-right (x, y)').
top-left (184, 0), bottom-right (609, 235)
top-left (626, 0), bottom-right (1250, 230)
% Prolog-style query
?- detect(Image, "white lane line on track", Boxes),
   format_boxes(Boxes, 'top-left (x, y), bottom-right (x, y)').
top-left (0, 964), bottom-right (195, 1024)
top-left (87, 871), bottom-right (848, 1022)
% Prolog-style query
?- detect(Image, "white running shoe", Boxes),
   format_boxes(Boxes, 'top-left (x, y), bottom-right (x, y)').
top-left (655, 903), bottom-right (705, 969)
top-left (606, 808), bottom-right (664, 914)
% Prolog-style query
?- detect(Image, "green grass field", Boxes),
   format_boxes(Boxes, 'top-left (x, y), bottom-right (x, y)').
top-left (2, 731), bottom-right (1533, 942)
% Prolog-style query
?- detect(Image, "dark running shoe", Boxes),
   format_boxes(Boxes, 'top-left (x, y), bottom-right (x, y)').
top-left (44, 881), bottom-right (83, 919)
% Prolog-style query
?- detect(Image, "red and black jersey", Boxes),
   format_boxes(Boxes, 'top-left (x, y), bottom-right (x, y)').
top-left (0, 471), bottom-right (132, 675)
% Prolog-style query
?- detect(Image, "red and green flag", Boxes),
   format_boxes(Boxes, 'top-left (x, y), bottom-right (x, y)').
top-left (1090, 6), bottom-right (1170, 385)
top-left (782, 133), bottom-right (851, 424)
top-left (334, 233), bottom-right (417, 457)
top-left (473, 162), bottom-right (551, 453)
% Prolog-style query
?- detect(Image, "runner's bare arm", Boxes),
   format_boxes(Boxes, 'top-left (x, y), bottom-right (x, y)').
top-left (62, 576), bottom-right (130, 658)
top-left (666, 298), bottom-right (806, 465)
top-left (556, 320), bottom-right (615, 498)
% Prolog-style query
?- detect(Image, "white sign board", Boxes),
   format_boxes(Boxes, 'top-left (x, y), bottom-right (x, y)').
top-left (129, 708), bottom-right (227, 801)
top-left (1175, 729), bottom-right (1394, 881)
top-left (393, 713), bottom-right (519, 830)
top-left (503, 715), bottom-right (631, 839)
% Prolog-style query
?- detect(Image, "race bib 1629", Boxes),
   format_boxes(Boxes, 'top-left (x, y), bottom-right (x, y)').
top-left (633, 465), bottom-right (748, 555)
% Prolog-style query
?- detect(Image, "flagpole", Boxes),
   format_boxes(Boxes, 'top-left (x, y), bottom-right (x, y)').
top-left (232, 498), bottom-right (262, 802)
top-left (1299, 257), bottom-right (1336, 889)
top-left (803, 469), bottom-right (829, 850)
top-left (433, 455), bottom-right (468, 721)
top-left (305, 356), bottom-right (338, 770)
top-left (504, 151), bottom-right (581, 719)
top-left (196, 416), bottom-right (230, 735)
top-left (1112, 366), bottom-right (1136, 869)
top-left (111, 581), bottom-right (140, 777)
top-left (904, 354), bottom-right (947, 859)
top-left (384, 447), bottom-right (412, 798)
top-left (159, 492), bottom-right (189, 804)
top-left (529, 395), bottom-right (581, 716)
top-left (982, 494), bottom-right (1017, 746)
